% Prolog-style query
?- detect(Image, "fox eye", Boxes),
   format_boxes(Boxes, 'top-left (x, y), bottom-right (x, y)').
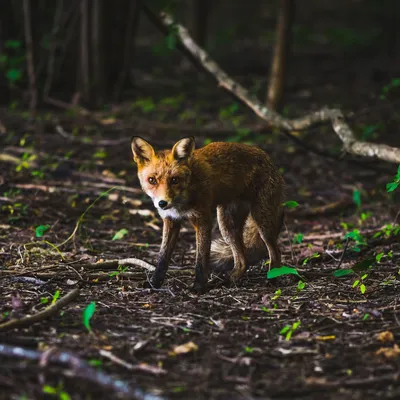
top-left (170, 177), bottom-right (179, 185)
top-left (148, 177), bottom-right (157, 185)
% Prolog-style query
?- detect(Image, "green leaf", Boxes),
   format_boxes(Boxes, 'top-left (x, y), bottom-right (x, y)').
top-left (60, 392), bottom-right (71, 400)
top-left (376, 252), bottom-right (384, 262)
top-left (352, 280), bottom-right (360, 288)
top-left (5, 40), bottom-right (22, 49)
top-left (6, 68), bottom-right (22, 82)
top-left (280, 325), bottom-right (290, 334)
top-left (360, 284), bottom-right (366, 294)
top-left (386, 182), bottom-right (399, 192)
top-left (293, 233), bottom-right (304, 244)
top-left (35, 224), bottom-right (50, 238)
top-left (353, 257), bottom-right (375, 271)
top-left (82, 301), bottom-right (96, 333)
top-left (283, 200), bottom-right (299, 209)
top-left (353, 190), bottom-right (361, 208)
top-left (362, 313), bottom-right (369, 321)
top-left (43, 385), bottom-right (57, 394)
top-left (333, 269), bottom-right (354, 277)
top-left (51, 290), bottom-right (60, 305)
top-left (267, 266), bottom-right (300, 279)
top-left (112, 228), bottom-right (128, 241)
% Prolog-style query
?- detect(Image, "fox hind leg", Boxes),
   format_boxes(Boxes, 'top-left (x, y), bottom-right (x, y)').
top-left (250, 191), bottom-right (282, 271)
top-left (217, 202), bottom-right (249, 284)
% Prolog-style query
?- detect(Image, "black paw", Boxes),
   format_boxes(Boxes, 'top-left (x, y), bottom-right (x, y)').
top-left (142, 277), bottom-right (163, 289)
top-left (190, 279), bottom-right (207, 294)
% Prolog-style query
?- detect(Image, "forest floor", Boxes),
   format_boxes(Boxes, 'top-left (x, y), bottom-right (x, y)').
top-left (1, 52), bottom-right (400, 400)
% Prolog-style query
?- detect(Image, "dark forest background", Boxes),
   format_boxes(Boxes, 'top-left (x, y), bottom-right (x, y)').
top-left (1, 0), bottom-right (400, 111)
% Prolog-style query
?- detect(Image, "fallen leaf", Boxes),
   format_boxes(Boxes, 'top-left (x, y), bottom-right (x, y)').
top-left (169, 341), bottom-right (198, 356)
top-left (376, 344), bottom-right (400, 359)
top-left (100, 117), bottom-right (117, 125)
top-left (315, 335), bottom-right (336, 341)
top-left (376, 331), bottom-right (394, 343)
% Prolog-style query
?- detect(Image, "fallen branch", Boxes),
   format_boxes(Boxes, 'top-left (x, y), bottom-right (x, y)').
top-left (0, 344), bottom-right (163, 399)
top-left (79, 257), bottom-right (156, 272)
top-left (150, 10), bottom-right (400, 164)
top-left (0, 288), bottom-right (80, 332)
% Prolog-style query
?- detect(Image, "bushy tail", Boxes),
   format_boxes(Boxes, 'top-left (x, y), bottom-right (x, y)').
top-left (210, 212), bottom-right (284, 272)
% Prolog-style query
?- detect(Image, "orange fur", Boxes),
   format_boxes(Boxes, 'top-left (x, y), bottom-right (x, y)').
top-left (131, 136), bottom-right (284, 293)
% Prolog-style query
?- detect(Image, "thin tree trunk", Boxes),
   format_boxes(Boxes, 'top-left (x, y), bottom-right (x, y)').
top-left (266, 0), bottom-right (295, 111)
top-left (22, 0), bottom-right (37, 110)
top-left (91, 0), bottom-right (103, 106)
top-left (80, 0), bottom-right (90, 104)
top-left (190, 0), bottom-right (210, 47)
top-left (113, 0), bottom-right (141, 102)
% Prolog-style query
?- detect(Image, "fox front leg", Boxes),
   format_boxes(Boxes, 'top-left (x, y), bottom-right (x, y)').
top-left (191, 215), bottom-right (212, 294)
top-left (147, 218), bottom-right (181, 288)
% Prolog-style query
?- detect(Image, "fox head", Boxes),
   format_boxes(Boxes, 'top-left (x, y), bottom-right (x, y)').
top-left (131, 136), bottom-right (195, 215)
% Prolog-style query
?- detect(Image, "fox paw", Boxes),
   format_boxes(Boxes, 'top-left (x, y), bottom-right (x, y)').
top-left (142, 277), bottom-right (163, 289)
top-left (190, 280), bottom-right (207, 294)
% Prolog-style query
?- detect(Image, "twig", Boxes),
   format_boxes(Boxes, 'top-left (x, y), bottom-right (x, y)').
top-left (149, 10), bottom-right (400, 164)
top-left (99, 349), bottom-right (166, 375)
top-left (0, 288), bottom-right (80, 332)
top-left (0, 344), bottom-right (163, 399)
top-left (337, 237), bottom-right (350, 269)
top-left (79, 258), bottom-right (156, 272)
top-left (22, 0), bottom-right (37, 110)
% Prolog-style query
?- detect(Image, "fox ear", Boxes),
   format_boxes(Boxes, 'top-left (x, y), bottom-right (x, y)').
top-left (172, 137), bottom-right (195, 161)
top-left (131, 136), bottom-right (155, 164)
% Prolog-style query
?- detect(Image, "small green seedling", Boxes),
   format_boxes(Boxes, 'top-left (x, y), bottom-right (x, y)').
top-left (283, 200), bottom-right (299, 209)
top-left (386, 165), bottom-right (400, 192)
top-left (112, 228), bottom-right (128, 241)
top-left (82, 301), bottom-right (96, 333)
top-left (352, 273), bottom-right (368, 294)
top-left (293, 233), bottom-right (304, 244)
top-left (280, 320), bottom-right (301, 341)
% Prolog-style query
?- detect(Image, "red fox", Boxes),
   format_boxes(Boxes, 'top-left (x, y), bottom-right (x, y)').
top-left (131, 136), bottom-right (284, 293)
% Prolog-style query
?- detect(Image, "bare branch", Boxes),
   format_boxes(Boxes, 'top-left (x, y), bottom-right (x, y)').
top-left (0, 288), bottom-right (79, 332)
top-left (152, 11), bottom-right (400, 165)
top-left (22, 0), bottom-right (37, 110)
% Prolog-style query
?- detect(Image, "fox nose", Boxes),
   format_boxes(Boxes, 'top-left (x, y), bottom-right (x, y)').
top-left (158, 200), bottom-right (168, 209)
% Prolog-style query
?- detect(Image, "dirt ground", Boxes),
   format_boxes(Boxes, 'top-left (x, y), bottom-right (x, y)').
top-left (1, 50), bottom-right (400, 400)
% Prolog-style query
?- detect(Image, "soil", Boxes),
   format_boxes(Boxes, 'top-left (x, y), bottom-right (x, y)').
top-left (1, 48), bottom-right (400, 400)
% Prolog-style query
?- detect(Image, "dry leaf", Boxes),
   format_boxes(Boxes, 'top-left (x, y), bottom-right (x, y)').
top-left (100, 117), bottom-right (117, 125)
top-left (376, 331), bottom-right (394, 343)
top-left (169, 341), bottom-right (198, 356)
top-left (315, 335), bottom-right (336, 341)
top-left (376, 344), bottom-right (400, 359)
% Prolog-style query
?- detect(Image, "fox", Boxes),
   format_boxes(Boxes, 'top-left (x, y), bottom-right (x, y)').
top-left (131, 136), bottom-right (284, 293)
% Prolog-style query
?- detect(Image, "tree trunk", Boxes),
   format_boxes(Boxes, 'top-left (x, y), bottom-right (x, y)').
top-left (80, 0), bottom-right (90, 104)
top-left (266, 0), bottom-right (295, 111)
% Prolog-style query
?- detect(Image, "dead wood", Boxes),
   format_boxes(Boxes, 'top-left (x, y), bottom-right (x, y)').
top-left (0, 288), bottom-right (80, 332)
top-left (144, 9), bottom-right (400, 165)
top-left (0, 343), bottom-right (160, 399)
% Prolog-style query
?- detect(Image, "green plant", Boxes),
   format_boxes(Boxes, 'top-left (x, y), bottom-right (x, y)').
top-left (302, 252), bottom-right (320, 265)
top-left (283, 200), bottom-right (299, 209)
top-left (132, 97), bottom-right (156, 113)
top-left (0, 40), bottom-right (25, 86)
top-left (373, 224), bottom-right (400, 239)
top-left (82, 301), bottom-right (96, 333)
top-left (292, 233), bottom-right (304, 244)
top-left (386, 165), bottom-right (400, 192)
top-left (344, 229), bottom-right (367, 252)
top-left (42, 382), bottom-right (71, 400)
top-left (297, 280), bottom-right (306, 291)
top-left (352, 273), bottom-right (368, 294)
top-left (112, 228), bottom-right (128, 241)
top-left (35, 224), bottom-right (50, 238)
top-left (267, 266), bottom-right (300, 279)
top-left (280, 320), bottom-right (301, 341)
top-left (109, 265), bottom-right (128, 278)
top-left (381, 78), bottom-right (400, 100)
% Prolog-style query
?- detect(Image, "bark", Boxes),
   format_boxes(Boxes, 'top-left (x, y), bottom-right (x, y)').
top-left (266, 0), bottom-right (295, 110)
top-left (22, 0), bottom-right (37, 110)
